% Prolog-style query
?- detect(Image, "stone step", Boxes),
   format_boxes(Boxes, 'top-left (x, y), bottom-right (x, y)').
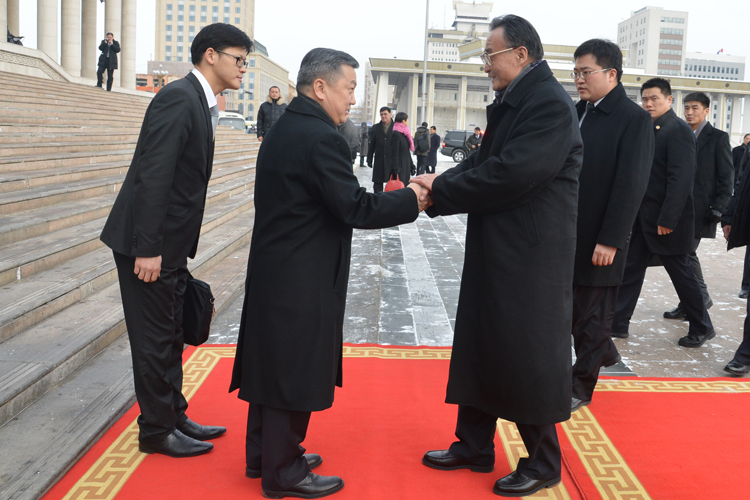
top-left (0, 209), bottom-right (255, 430)
top-left (0, 132), bottom-right (141, 145)
top-left (0, 140), bottom-right (139, 158)
top-left (0, 94), bottom-right (148, 113)
top-left (0, 242), bottom-right (249, 500)
top-left (0, 104), bottom-right (147, 122)
top-left (0, 190), bottom-right (254, 342)
top-left (0, 115), bottom-right (145, 128)
top-left (0, 123), bottom-right (143, 134)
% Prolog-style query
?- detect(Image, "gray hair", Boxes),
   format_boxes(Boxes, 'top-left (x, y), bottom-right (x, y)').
top-left (297, 48), bottom-right (359, 91)
top-left (489, 15), bottom-right (544, 62)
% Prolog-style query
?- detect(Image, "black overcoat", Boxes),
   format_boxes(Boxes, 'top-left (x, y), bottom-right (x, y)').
top-left (426, 62), bottom-right (582, 425)
top-left (692, 122), bottom-right (734, 239)
top-left (98, 40), bottom-right (120, 70)
top-left (367, 120), bottom-right (394, 183)
top-left (637, 109), bottom-right (696, 255)
top-left (389, 129), bottom-right (414, 183)
top-left (100, 73), bottom-right (213, 267)
top-left (229, 94), bottom-right (419, 412)
top-left (427, 133), bottom-right (440, 167)
top-left (573, 84), bottom-right (654, 286)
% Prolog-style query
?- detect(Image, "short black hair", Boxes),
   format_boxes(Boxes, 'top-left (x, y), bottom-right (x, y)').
top-left (422, 122), bottom-right (428, 127)
top-left (191, 23), bottom-right (253, 66)
top-left (641, 77), bottom-right (671, 97)
top-left (474, 127), bottom-right (481, 131)
top-left (489, 15), bottom-right (543, 61)
top-left (394, 112), bottom-right (408, 123)
top-left (745, 133), bottom-right (750, 139)
top-left (269, 86), bottom-right (280, 92)
top-left (430, 126), bottom-right (436, 131)
top-left (574, 39), bottom-right (623, 82)
top-left (380, 106), bottom-right (391, 113)
top-left (684, 92), bottom-right (710, 108)
top-left (106, 32), bottom-right (114, 37)
top-left (297, 48), bottom-right (359, 92)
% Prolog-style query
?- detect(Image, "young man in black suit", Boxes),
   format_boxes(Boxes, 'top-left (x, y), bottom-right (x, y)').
top-left (367, 106), bottom-right (394, 192)
top-left (611, 78), bottom-right (716, 348)
top-left (569, 40), bottom-right (654, 412)
top-left (662, 92), bottom-right (733, 319)
top-left (100, 23), bottom-right (252, 458)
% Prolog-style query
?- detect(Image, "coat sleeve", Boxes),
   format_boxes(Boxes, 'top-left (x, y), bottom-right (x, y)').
top-left (112, 41), bottom-right (121, 54)
top-left (712, 132), bottom-right (735, 213)
top-left (256, 104), bottom-right (266, 137)
top-left (657, 123), bottom-right (696, 229)
top-left (306, 133), bottom-right (419, 229)
top-left (99, 40), bottom-right (106, 52)
top-left (596, 112), bottom-right (654, 249)
top-left (131, 88), bottom-right (194, 256)
top-left (429, 96), bottom-right (578, 216)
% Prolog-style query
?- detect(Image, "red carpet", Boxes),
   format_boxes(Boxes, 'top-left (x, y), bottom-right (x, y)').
top-left (44, 346), bottom-right (750, 500)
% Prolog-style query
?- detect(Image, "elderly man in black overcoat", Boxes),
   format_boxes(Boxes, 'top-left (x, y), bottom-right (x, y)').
top-left (569, 40), bottom-right (654, 413)
top-left (662, 92), bottom-right (734, 319)
top-left (412, 15), bottom-right (582, 497)
top-left (367, 106), bottom-right (394, 192)
top-left (229, 48), bottom-right (429, 499)
top-left (611, 78), bottom-right (715, 348)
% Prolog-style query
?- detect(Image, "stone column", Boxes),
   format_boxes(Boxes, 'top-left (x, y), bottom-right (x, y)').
top-left (0, 0), bottom-right (6, 44)
top-left (120, 0), bottom-right (137, 90)
top-left (37, 0), bottom-right (59, 62)
top-left (105, 0), bottom-right (122, 87)
top-left (7, 0), bottom-right (18, 36)
top-left (81, 0), bottom-right (97, 79)
top-left (374, 72), bottom-right (391, 123)
top-left (410, 74), bottom-right (419, 132)
top-left (427, 74), bottom-right (435, 126)
top-left (457, 76), bottom-right (468, 130)
top-left (61, 0), bottom-right (81, 76)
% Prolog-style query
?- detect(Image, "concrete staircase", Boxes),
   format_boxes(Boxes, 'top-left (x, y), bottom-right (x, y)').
top-left (0, 72), bottom-right (258, 500)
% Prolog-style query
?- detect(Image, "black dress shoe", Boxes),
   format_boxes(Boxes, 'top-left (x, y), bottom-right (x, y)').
top-left (422, 449), bottom-right (494, 472)
top-left (663, 306), bottom-right (686, 319)
top-left (678, 329), bottom-right (716, 348)
top-left (493, 470), bottom-right (560, 497)
top-left (571, 397), bottom-right (590, 412)
top-left (740, 289), bottom-right (749, 299)
top-left (246, 454), bottom-right (323, 479)
top-left (724, 359), bottom-right (750, 376)
top-left (611, 330), bottom-right (628, 339)
top-left (262, 471), bottom-right (344, 499)
top-left (602, 353), bottom-right (621, 367)
top-left (139, 429), bottom-right (213, 458)
top-left (177, 418), bottom-right (226, 441)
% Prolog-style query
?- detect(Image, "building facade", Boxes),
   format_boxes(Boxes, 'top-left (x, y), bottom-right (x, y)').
top-left (617, 6), bottom-right (689, 77)
top-left (427, 0), bottom-right (492, 63)
top-left (685, 52), bottom-right (745, 81)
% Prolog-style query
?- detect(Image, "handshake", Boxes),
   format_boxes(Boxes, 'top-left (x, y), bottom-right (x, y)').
top-left (407, 174), bottom-right (438, 212)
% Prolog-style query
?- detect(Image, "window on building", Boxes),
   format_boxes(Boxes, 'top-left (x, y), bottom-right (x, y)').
top-left (235, 6), bottom-right (241, 13)
top-left (235, 17), bottom-right (240, 23)
top-left (177, 35), bottom-right (183, 42)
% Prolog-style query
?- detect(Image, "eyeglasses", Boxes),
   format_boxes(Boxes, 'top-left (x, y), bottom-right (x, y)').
top-left (216, 50), bottom-right (248, 68)
top-left (480, 47), bottom-right (516, 66)
top-left (571, 68), bottom-right (613, 80)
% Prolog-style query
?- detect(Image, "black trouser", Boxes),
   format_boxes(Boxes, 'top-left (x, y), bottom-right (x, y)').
top-left (416, 155), bottom-right (428, 175)
top-left (246, 403), bottom-right (312, 490)
top-left (743, 246), bottom-right (750, 291)
top-left (97, 66), bottom-right (115, 91)
top-left (113, 251), bottom-right (189, 442)
top-left (676, 238), bottom-right (710, 307)
top-left (373, 182), bottom-right (383, 193)
top-left (612, 223), bottom-right (713, 336)
top-left (571, 285), bottom-right (620, 402)
top-left (448, 405), bottom-right (561, 480)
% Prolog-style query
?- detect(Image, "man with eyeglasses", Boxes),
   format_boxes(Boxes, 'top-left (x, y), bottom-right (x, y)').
top-left (568, 39), bottom-right (654, 414)
top-left (100, 23), bottom-right (252, 458)
top-left (413, 15), bottom-right (582, 497)
top-left (611, 78), bottom-right (716, 348)
top-left (257, 86), bottom-right (287, 142)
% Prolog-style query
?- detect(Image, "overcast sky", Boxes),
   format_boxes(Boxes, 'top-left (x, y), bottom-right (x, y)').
top-left (19, 0), bottom-right (750, 100)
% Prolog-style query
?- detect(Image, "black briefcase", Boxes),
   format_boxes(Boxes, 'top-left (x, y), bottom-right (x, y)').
top-left (183, 275), bottom-right (215, 346)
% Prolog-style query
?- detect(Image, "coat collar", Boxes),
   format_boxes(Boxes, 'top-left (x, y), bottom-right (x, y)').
top-left (287, 93), bottom-right (336, 129)
top-left (576, 82), bottom-right (628, 117)
top-left (653, 108), bottom-right (676, 129)
top-left (500, 60), bottom-right (553, 108)
top-left (696, 120), bottom-right (714, 151)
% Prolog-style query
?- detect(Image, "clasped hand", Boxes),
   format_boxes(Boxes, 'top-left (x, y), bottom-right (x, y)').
top-left (408, 174), bottom-right (439, 212)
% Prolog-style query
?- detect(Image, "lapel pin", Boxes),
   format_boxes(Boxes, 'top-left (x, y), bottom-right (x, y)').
top-left (655, 125), bottom-right (661, 130)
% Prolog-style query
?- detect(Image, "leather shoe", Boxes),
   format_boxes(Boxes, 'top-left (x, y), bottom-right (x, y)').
top-left (139, 429), bottom-right (213, 458)
top-left (663, 306), bottom-right (685, 319)
top-left (493, 470), bottom-right (560, 497)
top-left (571, 397), bottom-right (590, 412)
top-left (177, 418), bottom-right (226, 441)
top-left (422, 449), bottom-right (494, 472)
top-left (678, 329), bottom-right (716, 348)
top-left (724, 359), bottom-right (750, 377)
top-left (262, 471), bottom-right (344, 499)
top-left (740, 289), bottom-right (749, 299)
top-left (611, 330), bottom-right (628, 339)
top-left (246, 454), bottom-right (322, 479)
top-left (602, 353), bottom-right (621, 367)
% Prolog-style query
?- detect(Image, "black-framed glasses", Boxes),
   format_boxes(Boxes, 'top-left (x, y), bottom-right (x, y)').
top-left (571, 68), bottom-right (613, 80)
top-left (216, 49), bottom-right (248, 68)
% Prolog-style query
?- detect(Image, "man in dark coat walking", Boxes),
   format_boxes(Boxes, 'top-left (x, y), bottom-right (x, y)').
top-left (569, 39), bottom-right (654, 413)
top-left (367, 106), bottom-right (394, 192)
top-left (96, 32), bottom-right (120, 91)
top-left (465, 127), bottom-right (482, 154)
top-left (100, 23), bottom-right (252, 458)
top-left (412, 15), bottom-right (582, 498)
top-left (229, 48), bottom-right (429, 499)
top-left (256, 86), bottom-right (287, 142)
top-left (427, 126), bottom-right (440, 174)
top-left (414, 121), bottom-right (430, 175)
top-left (611, 78), bottom-right (715, 348)
top-left (663, 92), bottom-right (733, 319)
top-left (733, 134), bottom-right (750, 183)
top-left (358, 122), bottom-right (369, 167)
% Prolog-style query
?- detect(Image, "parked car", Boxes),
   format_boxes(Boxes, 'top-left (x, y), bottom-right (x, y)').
top-left (440, 130), bottom-right (476, 162)
top-left (217, 111), bottom-right (246, 131)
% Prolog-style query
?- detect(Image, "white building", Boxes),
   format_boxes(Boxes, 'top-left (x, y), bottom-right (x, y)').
top-left (427, 1), bottom-right (492, 62)
top-left (685, 52), bottom-right (745, 81)
top-left (617, 6), bottom-right (688, 77)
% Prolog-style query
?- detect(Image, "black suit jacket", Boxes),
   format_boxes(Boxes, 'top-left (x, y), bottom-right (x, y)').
top-left (693, 122), bottom-right (734, 238)
top-left (732, 145), bottom-right (747, 192)
top-left (637, 108), bottom-right (696, 255)
top-left (100, 72), bottom-right (214, 268)
top-left (98, 40), bottom-right (120, 70)
top-left (573, 83), bottom-right (654, 286)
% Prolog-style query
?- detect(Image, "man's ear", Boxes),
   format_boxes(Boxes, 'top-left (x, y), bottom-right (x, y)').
top-left (312, 78), bottom-right (326, 101)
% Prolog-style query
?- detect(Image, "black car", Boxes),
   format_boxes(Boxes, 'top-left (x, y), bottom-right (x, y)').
top-left (440, 130), bottom-right (476, 162)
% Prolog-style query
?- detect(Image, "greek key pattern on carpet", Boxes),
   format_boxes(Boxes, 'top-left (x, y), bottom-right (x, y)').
top-left (561, 407), bottom-right (651, 500)
top-left (496, 419), bottom-right (572, 499)
top-left (61, 347), bottom-right (227, 500)
top-left (343, 345), bottom-right (453, 359)
top-left (595, 378), bottom-right (750, 393)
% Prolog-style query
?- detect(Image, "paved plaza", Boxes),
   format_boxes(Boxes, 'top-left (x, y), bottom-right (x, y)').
top-left (210, 159), bottom-right (748, 379)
